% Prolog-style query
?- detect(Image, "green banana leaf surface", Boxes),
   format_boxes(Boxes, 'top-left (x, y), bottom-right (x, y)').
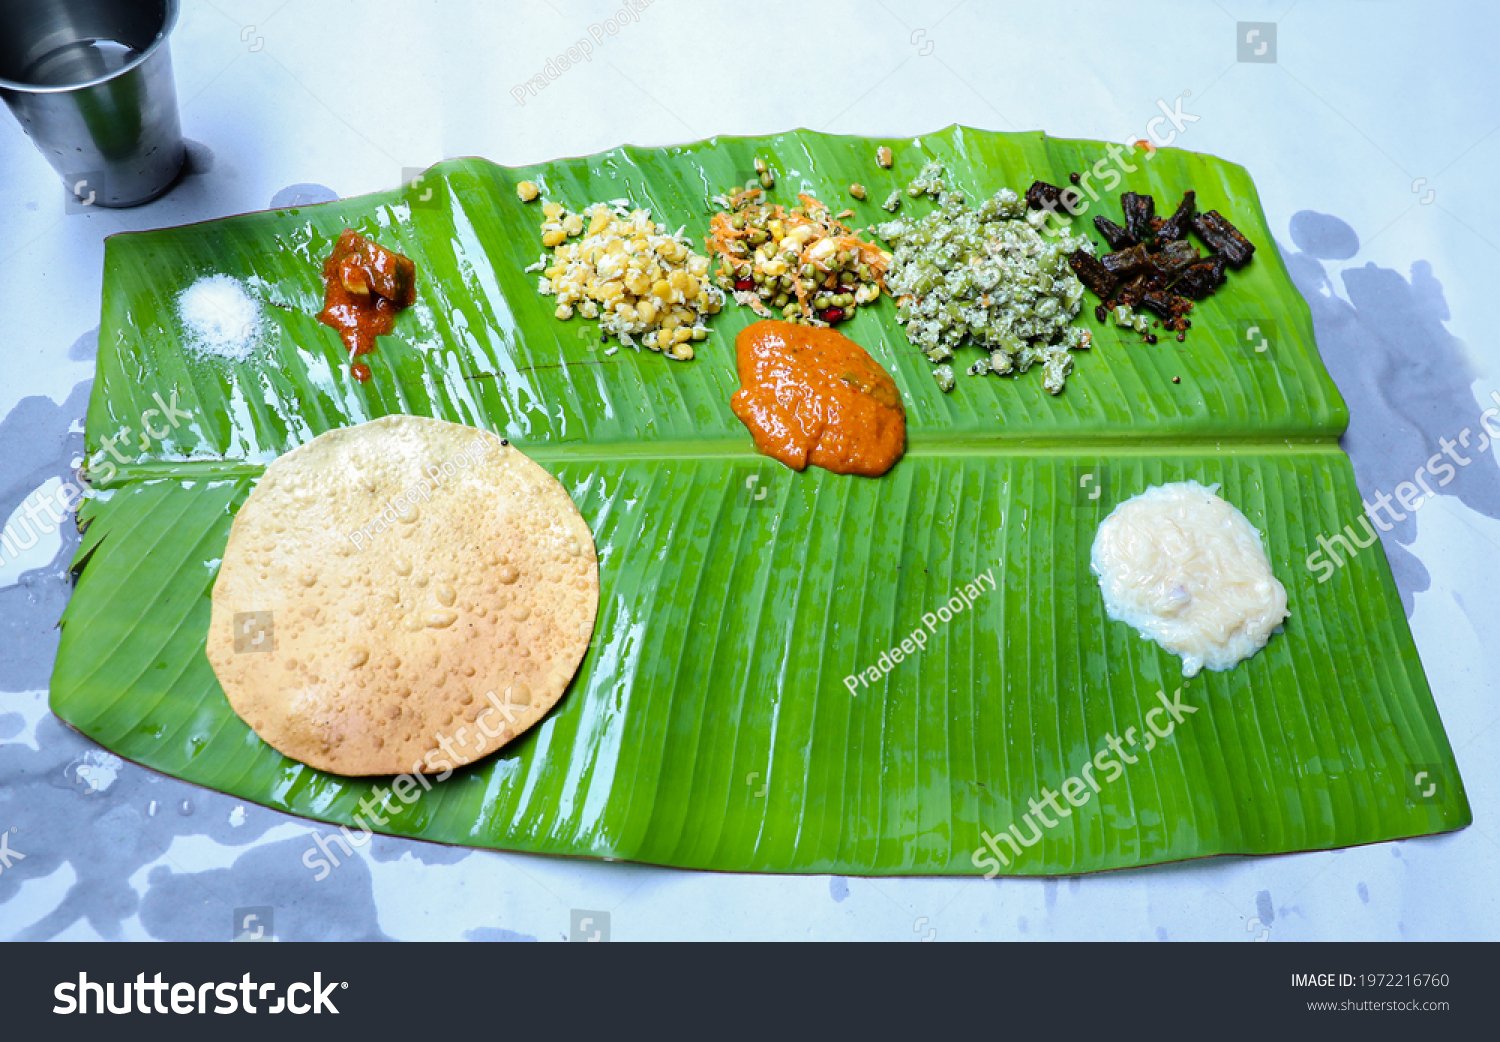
top-left (52, 126), bottom-right (1470, 874)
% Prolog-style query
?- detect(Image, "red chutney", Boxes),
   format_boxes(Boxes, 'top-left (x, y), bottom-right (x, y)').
top-left (730, 319), bottom-right (905, 477)
top-left (316, 228), bottom-right (417, 381)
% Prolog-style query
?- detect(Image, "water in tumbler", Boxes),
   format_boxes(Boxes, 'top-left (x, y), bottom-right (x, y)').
top-left (19, 38), bottom-right (141, 87)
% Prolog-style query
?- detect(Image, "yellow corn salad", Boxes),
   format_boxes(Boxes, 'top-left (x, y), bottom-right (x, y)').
top-left (532, 200), bottom-right (723, 360)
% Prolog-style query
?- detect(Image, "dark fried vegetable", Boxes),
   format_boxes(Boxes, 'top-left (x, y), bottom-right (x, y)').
top-left (1154, 190), bottom-right (1197, 242)
top-left (1137, 290), bottom-right (1178, 320)
top-left (1077, 183), bottom-right (1250, 345)
top-left (1172, 255), bottom-right (1227, 299)
top-left (1191, 210), bottom-right (1255, 267)
top-left (1100, 243), bottom-right (1154, 278)
top-left (1068, 250), bottom-right (1117, 300)
top-left (1121, 191), bottom-right (1156, 245)
top-left (1093, 215), bottom-right (1135, 251)
top-left (1117, 274), bottom-right (1151, 307)
top-left (1150, 238), bottom-right (1200, 274)
top-left (1025, 180), bottom-right (1066, 212)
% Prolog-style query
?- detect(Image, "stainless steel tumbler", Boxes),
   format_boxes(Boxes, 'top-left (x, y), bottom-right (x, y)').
top-left (0, 0), bottom-right (185, 208)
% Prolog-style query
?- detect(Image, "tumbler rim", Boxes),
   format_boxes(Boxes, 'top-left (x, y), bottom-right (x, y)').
top-left (0, 0), bottom-right (181, 94)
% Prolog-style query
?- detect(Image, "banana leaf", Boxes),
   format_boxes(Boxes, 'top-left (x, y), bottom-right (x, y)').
top-left (51, 127), bottom-right (1469, 874)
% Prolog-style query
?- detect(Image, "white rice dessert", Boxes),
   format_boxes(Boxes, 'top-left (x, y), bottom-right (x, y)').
top-left (1090, 480), bottom-right (1288, 677)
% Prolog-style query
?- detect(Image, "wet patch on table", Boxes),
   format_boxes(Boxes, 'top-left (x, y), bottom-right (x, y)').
top-left (270, 183), bottom-right (339, 209)
top-left (464, 925), bottom-right (539, 942)
top-left (1283, 212), bottom-right (1500, 617)
top-left (137, 835), bottom-right (391, 942)
top-left (0, 380), bottom-right (90, 689)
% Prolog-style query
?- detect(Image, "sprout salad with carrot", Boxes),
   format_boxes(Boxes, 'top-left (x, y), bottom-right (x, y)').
top-left (706, 188), bottom-right (891, 326)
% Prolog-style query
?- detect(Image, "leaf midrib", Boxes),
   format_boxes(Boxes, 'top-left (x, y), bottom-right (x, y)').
top-left (90, 432), bottom-right (1348, 488)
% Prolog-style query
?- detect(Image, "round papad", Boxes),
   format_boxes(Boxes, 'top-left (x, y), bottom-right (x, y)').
top-left (207, 415), bottom-right (598, 776)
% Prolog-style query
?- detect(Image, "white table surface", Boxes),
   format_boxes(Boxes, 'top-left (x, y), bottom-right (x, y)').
top-left (2, 0), bottom-right (1496, 941)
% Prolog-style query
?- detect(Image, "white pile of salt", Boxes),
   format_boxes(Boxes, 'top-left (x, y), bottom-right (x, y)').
top-left (177, 275), bottom-right (262, 360)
